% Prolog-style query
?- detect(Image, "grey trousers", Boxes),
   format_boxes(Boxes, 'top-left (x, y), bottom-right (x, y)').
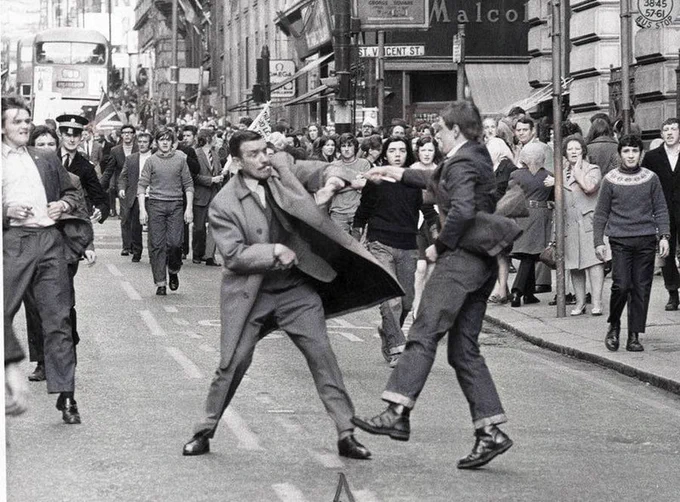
top-left (147, 199), bottom-right (184, 286)
top-left (3, 226), bottom-right (75, 393)
top-left (367, 241), bottom-right (417, 357)
top-left (194, 282), bottom-right (355, 437)
top-left (383, 248), bottom-right (507, 429)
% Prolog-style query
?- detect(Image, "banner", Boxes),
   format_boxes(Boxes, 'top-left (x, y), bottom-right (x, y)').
top-left (247, 102), bottom-right (272, 141)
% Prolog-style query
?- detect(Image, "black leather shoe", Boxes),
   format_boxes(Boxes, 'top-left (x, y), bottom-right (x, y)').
top-left (510, 291), bottom-right (522, 308)
top-left (183, 433), bottom-right (210, 456)
top-left (156, 286), bottom-right (167, 296)
top-left (56, 394), bottom-right (81, 424)
top-left (351, 406), bottom-right (410, 441)
top-left (457, 425), bottom-right (513, 469)
top-left (338, 435), bottom-right (372, 460)
top-left (169, 273), bottom-right (179, 291)
top-left (605, 323), bottom-right (620, 351)
top-left (131, 255), bottom-right (141, 262)
top-left (534, 285), bottom-right (552, 294)
top-left (28, 362), bottom-right (46, 382)
top-left (205, 258), bottom-right (221, 267)
top-left (523, 294), bottom-right (540, 305)
top-left (121, 249), bottom-right (130, 256)
top-left (626, 332), bottom-right (644, 352)
top-left (665, 291), bottom-right (679, 311)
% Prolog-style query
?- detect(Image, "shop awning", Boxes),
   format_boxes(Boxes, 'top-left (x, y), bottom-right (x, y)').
top-left (465, 63), bottom-right (532, 116)
top-left (282, 84), bottom-right (333, 106)
top-left (270, 52), bottom-right (334, 94)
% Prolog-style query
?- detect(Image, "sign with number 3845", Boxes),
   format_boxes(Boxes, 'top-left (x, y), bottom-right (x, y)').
top-left (635, 0), bottom-right (675, 29)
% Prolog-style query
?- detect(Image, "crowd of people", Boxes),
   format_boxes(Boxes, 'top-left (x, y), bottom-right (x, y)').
top-left (4, 91), bottom-right (680, 470)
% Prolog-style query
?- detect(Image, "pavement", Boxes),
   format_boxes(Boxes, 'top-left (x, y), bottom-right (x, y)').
top-left (484, 271), bottom-right (680, 396)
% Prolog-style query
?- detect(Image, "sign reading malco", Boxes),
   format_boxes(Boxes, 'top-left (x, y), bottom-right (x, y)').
top-left (354, 0), bottom-right (430, 30)
top-left (635, 0), bottom-right (674, 28)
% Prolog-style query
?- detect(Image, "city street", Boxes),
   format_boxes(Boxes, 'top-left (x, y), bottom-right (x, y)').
top-left (6, 220), bottom-right (680, 501)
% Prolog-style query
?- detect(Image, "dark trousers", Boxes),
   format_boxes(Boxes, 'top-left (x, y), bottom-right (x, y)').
top-left (194, 282), bottom-right (355, 437)
top-left (121, 199), bottom-right (143, 257)
top-left (3, 227), bottom-right (75, 393)
top-left (512, 254), bottom-right (538, 296)
top-left (383, 248), bottom-right (507, 429)
top-left (608, 235), bottom-right (657, 333)
top-left (192, 204), bottom-right (209, 260)
top-left (26, 261), bottom-right (80, 363)
top-left (147, 199), bottom-right (184, 286)
top-left (661, 217), bottom-right (680, 292)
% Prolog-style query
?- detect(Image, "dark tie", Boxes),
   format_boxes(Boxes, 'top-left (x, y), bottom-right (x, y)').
top-left (63, 154), bottom-right (70, 170)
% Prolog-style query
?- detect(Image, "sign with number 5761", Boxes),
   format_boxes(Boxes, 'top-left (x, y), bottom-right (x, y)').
top-left (635, 0), bottom-right (675, 29)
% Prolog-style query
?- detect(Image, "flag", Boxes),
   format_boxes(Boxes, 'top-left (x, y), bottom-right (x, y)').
top-left (247, 102), bottom-right (272, 141)
top-left (92, 90), bottom-right (126, 130)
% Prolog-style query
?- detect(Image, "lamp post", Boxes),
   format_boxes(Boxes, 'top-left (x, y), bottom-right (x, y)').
top-left (170, 0), bottom-right (179, 123)
top-left (620, 0), bottom-right (632, 135)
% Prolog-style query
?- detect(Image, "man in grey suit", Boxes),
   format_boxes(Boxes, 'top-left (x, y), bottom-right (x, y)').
top-left (2, 96), bottom-right (81, 424)
top-left (182, 131), bottom-right (403, 459)
top-left (191, 129), bottom-right (224, 265)
top-left (118, 132), bottom-right (153, 262)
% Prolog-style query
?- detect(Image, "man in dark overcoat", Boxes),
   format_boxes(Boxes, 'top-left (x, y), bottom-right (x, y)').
top-left (182, 131), bottom-right (403, 460)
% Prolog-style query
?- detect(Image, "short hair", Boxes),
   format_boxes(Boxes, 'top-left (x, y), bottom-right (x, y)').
top-left (618, 134), bottom-right (644, 153)
top-left (440, 101), bottom-right (484, 142)
top-left (182, 124), bottom-right (198, 136)
top-left (561, 134), bottom-right (588, 158)
top-left (379, 136), bottom-right (416, 167)
top-left (515, 117), bottom-right (534, 130)
top-left (1, 96), bottom-right (31, 126)
top-left (360, 134), bottom-right (383, 153)
top-left (585, 118), bottom-right (613, 143)
top-left (338, 132), bottom-right (359, 151)
top-left (273, 123), bottom-right (288, 134)
top-left (120, 124), bottom-right (136, 134)
top-left (238, 116), bottom-right (253, 127)
top-left (28, 125), bottom-right (59, 147)
top-left (415, 136), bottom-right (443, 164)
top-left (561, 120), bottom-right (582, 138)
top-left (590, 112), bottom-right (612, 125)
top-left (137, 131), bottom-right (152, 142)
top-left (229, 130), bottom-right (262, 158)
top-left (661, 117), bottom-right (680, 128)
top-left (197, 129), bottom-right (214, 147)
top-left (508, 106), bottom-right (526, 117)
top-left (155, 128), bottom-right (176, 142)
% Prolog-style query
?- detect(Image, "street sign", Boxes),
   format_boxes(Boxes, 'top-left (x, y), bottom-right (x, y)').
top-left (270, 60), bottom-right (296, 99)
top-left (452, 35), bottom-right (462, 63)
top-left (359, 45), bottom-right (426, 58)
top-left (354, 0), bottom-right (430, 30)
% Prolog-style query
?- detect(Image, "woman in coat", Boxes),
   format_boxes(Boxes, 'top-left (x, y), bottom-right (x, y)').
top-left (586, 118), bottom-right (619, 176)
top-left (508, 142), bottom-right (554, 307)
top-left (556, 135), bottom-right (606, 315)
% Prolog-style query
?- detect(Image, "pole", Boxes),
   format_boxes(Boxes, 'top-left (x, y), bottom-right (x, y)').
top-left (552, 0), bottom-right (566, 317)
top-left (377, 30), bottom-right (385, 128)
top-left (333, 0), bottom-right (352, 134)
top-left (621, 0), bottom-right (631, 135)
top-left (107, 0), bottom-right (112, 93)
top-left (456, 23), bottom-right (466, 100)
top-left (365, 56), bottom-right (377, 108)
top-left (261, 45), bottom-right (270, 102)
top-left (170, 0), bottom-right (179, 123)
top-left (676, 49), bottom-right (680, 120)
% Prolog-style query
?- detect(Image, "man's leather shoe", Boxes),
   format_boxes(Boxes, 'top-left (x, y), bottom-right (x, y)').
top-left (169, 273), bottom-right (179, 291)
top-left (192, 258), bottom-right (202, 264)
top-left (183, 433), bottom-right (210, 456)
top-left (56, 394), bottom-right (81, 424)
top-left (626, 332), bottom-right (644, 352)
top-left (131, 255), bottom-right (141, 262)
top-left (457, 425), bottom-right (513, 469)
top-left (534, 285), bottom-right (552, 294)
top-left (121, 249), bottom-right (130, 256)
top-left (665, 291), bottom-right (679, 311)
top-left (523, 294), bottom-right (540, 305)
top-left (156, 286), bottom-right (167, 296)
top-left (338, 435), bottom-right (371, 460)
top-left (351, 406), bottom-right (410, 441)
top-left (605, 323), bottom-right (620, 351)
top-left (205, 258), bottom-right (220, 267)
top-left (510, 291), bottom-right (521, 308)
top-left (28, 362), bottom-right (46, 382)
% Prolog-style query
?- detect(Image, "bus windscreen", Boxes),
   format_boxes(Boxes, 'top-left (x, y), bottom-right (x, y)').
top-left (35, 42), bottom-right (107, 66)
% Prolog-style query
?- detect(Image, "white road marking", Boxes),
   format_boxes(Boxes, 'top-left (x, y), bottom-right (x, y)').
top-left (272, 483), bottom-right (309, 502)
top-left (139, 310), bottom-right (166, 337)
top-left (165, 346), bottom-right (204, 379)
top-left (106, 264), bottom-right (123, 277)
top-left (309, 450), bottom-right (345, 468)
top-left (273, 416), bottom-right (304, 434)
top-left (329, 331), bottom-right (363, 342)
top-left (199, 343), bottom-right (216, 353)
top-left (163, 305), bottom-right (179, 313)
top-left (184, 331), bottom-right (203, 339)
top-left (120, 281), bottom-right (142, 300)
top-left (329, 318), bottom-right (374, 330)
top-left (173, 317), bottom-right (190, 326)
top-left (198, 319), bottom-right (221, 327)
top-left (355, 490), bottom-right (382, 502)
top-left (223, 409), bottom-right (264, 451)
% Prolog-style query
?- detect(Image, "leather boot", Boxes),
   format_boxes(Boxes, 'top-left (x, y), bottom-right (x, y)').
top-left (351, 405), bottom-right (411, 441)
top-left (510, 291), bottom-right (522, 308)
top-left (626, 332), bottom-right (644, 352)
top-left (665, 290), bottom-right (679, 311)
top-left (605, 322), bottom-right (620, 351)
top-left (457, 425), bottom-right (513, 469)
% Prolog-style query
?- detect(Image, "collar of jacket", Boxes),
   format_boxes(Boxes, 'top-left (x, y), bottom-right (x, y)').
top-left (234, 170), bottom-right (281, 201)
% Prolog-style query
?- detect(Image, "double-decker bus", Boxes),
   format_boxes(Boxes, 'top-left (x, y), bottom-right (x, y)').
top-left (16, 27), bottom-right (109, 124)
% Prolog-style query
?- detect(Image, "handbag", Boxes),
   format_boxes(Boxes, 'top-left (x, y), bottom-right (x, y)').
top-left (539, 241), bottom-right (557, 269)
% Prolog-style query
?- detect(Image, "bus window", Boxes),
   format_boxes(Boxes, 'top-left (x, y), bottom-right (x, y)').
top-left (35, 42), bottom-right (107, 65)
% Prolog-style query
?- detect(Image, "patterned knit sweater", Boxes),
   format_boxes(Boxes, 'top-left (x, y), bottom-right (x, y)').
top-left (593, 166), bottom-right (670, 247)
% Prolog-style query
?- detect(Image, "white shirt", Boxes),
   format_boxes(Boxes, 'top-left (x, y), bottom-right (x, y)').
top-left (2, 143), bottom-right (55, 227)
top-left (123, 144), bottom-right (133, 157)
top-left (664, 144), bottom-right (679, 172)
top-left (243, 176), bottom-right (266, 208)
top-left (139, 151), bottom-right (153, 172)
